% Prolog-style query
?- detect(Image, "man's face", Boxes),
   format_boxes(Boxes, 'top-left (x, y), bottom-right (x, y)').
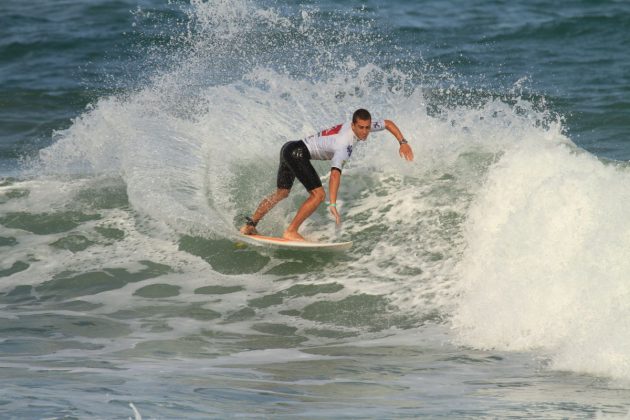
top-left (352, 118), bottom-right (371, 141)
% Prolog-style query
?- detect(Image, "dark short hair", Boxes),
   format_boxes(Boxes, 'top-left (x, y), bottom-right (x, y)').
top-left (352, 108), bottom-right (371, 123)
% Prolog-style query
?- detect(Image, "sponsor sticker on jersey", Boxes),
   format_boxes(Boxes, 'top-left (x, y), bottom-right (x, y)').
top-left (342, 145), bottom-right (353, 168)
top-left (319, 124), bottom-right (343, 136)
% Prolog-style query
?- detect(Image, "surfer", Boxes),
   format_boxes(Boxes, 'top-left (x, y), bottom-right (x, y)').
top-left (240, 108), bottom-right (414, 241)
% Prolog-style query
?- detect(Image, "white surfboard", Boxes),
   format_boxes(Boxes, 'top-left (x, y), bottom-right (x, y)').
top-left (243, 234), bottom-right (352, 251)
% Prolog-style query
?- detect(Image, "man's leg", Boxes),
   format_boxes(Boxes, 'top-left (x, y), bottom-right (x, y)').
top-left (240, 188), bottom-right (290, 235)
top-left (283, 187), bottom-right (325, 241)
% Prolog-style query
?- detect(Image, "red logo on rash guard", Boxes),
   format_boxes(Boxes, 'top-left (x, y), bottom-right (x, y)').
top-left (319, 124), bottom-right (342, 136)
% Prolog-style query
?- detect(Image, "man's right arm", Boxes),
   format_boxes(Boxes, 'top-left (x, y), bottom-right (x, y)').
top-left (328, 168), bottom-right (342, 224)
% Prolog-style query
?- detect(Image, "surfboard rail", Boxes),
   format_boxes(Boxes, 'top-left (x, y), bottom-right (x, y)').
top-left (242, 234), bottom-right (352, 251)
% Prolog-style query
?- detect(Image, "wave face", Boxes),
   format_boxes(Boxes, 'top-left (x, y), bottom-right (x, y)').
top-left (26, 0), bottom-right (630, 369)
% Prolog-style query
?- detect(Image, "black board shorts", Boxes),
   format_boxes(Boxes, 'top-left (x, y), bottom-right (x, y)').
top-left (277, 140), bottom-right (322, 191)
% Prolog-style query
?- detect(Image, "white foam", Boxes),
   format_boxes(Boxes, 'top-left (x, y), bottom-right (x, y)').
top-left (453, 135), bottom-right (630, 380)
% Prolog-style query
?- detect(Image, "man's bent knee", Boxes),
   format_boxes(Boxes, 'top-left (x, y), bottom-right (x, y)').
top-left (276, 188), bottom-right (290, 199)
top-left (310, 187), bottom-right (326, 203)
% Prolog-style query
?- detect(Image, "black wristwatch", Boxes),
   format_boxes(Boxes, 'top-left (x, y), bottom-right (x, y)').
top-left (398, 138), bottom-right (408, 145)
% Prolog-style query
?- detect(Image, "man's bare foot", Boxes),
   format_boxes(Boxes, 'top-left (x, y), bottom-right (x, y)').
top-left (240, 224), bottom-right (258, 235)
top-left (283, 230), bottom-right (306, 241)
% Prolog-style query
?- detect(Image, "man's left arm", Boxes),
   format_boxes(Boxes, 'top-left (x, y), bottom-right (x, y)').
top-left (384, 119), bottom-right (414, 161)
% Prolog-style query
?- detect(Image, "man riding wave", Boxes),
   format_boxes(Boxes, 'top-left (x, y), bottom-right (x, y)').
top-left (240, 108), bottom-right (414, 241)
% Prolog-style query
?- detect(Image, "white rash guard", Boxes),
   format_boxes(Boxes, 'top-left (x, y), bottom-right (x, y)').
top-left (302, 120), bottom-right (385, 171)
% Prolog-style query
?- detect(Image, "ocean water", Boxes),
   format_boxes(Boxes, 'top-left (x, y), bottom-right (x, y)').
top-left (2, 0), bottom-right (630, 418)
